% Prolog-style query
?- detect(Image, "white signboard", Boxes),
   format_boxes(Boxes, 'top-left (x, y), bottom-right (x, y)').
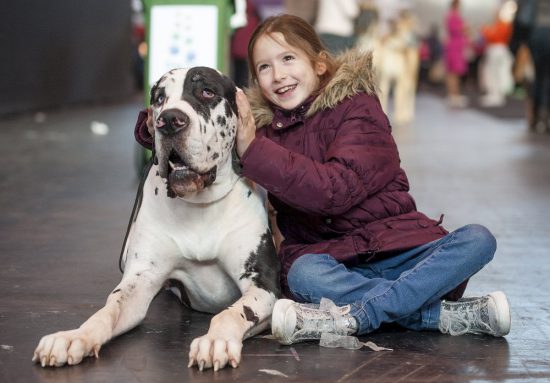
top-left (148, 5), bottom-right (219, 87)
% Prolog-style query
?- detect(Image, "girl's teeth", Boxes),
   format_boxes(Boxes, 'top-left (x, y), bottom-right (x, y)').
top-left (277, 85), bottom-right (295, 94)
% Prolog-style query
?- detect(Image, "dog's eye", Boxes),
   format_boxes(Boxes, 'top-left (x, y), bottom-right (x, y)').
top-left (156, 95), bottom-right (165, 104)
top-left (202, 89), bottom-right (215, 99)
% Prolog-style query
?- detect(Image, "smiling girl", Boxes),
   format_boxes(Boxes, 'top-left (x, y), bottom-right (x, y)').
top-left (235, 14), bottom-right (511, 344)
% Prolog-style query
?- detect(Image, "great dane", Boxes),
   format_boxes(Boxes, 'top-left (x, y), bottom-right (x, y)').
top-left (32, 67), bottom-right (281, 371)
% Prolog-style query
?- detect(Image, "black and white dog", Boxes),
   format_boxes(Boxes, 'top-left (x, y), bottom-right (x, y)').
top-left (33, 67), bottom-right (280, 371)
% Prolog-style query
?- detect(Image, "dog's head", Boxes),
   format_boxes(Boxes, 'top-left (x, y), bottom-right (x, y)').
top-left (149, 67), bottom-right (238, 198)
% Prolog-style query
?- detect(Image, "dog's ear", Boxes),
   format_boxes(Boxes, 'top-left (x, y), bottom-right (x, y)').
top-left (149, 83), bottom-right (158, 107)
top-left (222, 74), bottom-right (238, 116)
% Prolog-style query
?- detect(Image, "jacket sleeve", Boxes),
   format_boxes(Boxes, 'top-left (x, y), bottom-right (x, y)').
top-left (240, 94), bottom-right (402, 216)
top-left (134, 109), bottom-right (153, 150)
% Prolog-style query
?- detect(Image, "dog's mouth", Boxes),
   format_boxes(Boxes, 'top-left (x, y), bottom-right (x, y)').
top-left (166, 149), bottom-right (216, 197)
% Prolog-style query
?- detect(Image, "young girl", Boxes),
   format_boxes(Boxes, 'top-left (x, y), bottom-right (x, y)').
top-left (234, 14), bottom-right (511, 344)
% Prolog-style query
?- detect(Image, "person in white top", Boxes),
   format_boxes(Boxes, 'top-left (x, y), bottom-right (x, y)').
top-left (315, 0), bottom-right (360, 54)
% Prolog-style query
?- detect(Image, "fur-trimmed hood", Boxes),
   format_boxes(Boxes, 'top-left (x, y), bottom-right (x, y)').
top-left (245, 49), bottom-right (378, 128)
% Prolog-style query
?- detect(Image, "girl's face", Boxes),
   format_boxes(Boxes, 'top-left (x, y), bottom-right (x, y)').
top-left (253, 32), bottom-right (326, 111)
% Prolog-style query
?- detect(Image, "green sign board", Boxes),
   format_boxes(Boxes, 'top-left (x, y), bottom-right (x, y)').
top-left (142, 0), bottom-right (232, 106)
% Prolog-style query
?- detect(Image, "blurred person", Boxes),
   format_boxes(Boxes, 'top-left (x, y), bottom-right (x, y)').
top-left (315, 0), bottom-right (360, 55)
top-left (478, 1), bottom-right (515, 107)
top-left (444, 0), bottom-right (469, 108)
top-left (355, 0), bottom-right (380, 53)
top-left (231, 0), bottom-right (261, 88)
top-left (376, 10), bottom-right (419, 126)
top-left (377, 19), bottom-right (406, 120)
top-left (509, 0), bottom-right (550, 132)
top-left (526, 0), bottom-right (550, 132)
top-left (283, 0), bottom-right (318, 24)
top-left (509, 0), bottom-right (536, 123)
top-left (395, 9), bottom-right (420, 125)
top-left (419, 24), bottom-right (444, 85)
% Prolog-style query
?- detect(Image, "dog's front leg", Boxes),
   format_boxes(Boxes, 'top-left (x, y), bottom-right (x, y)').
top-left (32, 268), bottom-right (167, 367)
top-left (188, 286), bottom-right (277, 371)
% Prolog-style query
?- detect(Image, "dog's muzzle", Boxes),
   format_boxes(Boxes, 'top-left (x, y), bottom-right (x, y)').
top-left (154, 108), bottom-right (217, 197)
top-left (167, 149), bottom-right (217, 197)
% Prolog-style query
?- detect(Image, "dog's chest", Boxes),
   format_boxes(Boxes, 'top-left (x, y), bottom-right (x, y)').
top-left (139, 166), bottom-right (264, 263)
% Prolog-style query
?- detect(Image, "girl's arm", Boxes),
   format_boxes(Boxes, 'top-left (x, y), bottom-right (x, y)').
top-left (236, 89), bottom-right (256, 158)
top-left (238, 93), bottom-right (402, 216)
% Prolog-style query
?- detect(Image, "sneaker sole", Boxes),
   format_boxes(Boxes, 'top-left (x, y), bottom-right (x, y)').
top-left (271, 299), bottom-right (296, 345)
top-left (488, 291), bottom-right (511, 336)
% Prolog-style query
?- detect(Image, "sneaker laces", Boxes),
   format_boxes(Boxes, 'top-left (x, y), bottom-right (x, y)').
top-left (440, 297), bottom-right (492, 336)
top-left (320, 298), bottom-right (352, 335)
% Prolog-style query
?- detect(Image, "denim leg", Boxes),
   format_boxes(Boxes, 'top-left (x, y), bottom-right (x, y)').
top-left (286, 224), bottom-right (496, 335)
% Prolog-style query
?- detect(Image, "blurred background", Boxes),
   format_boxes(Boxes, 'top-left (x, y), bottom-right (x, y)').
top-left (2, 2), bottom-right (550, 381)
top-left (1, 0), bottom-right (548, 132)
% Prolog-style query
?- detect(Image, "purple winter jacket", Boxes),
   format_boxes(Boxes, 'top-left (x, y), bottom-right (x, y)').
top-left (240, 50), bottom-right (466, 299)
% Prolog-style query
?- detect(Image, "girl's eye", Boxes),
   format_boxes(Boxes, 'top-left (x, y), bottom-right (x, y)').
top-left (202, 89), bottom-right (215, 99)
top-left (257, 64), bottom-right (269, 72)
top-left (283, 55), bottom-right (295, 62)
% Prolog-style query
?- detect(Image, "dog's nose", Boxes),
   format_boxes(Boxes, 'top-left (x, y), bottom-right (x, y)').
top-left (156, 109), bottom-right (190, 136)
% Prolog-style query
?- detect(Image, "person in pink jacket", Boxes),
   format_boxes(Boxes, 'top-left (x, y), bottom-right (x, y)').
top-left (444, 0), bottom-right (469, 107)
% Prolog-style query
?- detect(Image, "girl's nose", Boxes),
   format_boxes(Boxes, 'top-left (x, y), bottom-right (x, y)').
top-left (273, 67), bottom-right (287, 82)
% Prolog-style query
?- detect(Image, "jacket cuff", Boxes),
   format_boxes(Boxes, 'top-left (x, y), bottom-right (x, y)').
top-left (134, 109), bottom-right (153, 150)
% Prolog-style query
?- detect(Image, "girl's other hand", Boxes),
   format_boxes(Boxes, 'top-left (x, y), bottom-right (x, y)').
top-left (236, 88), bottom-right (256, 158)
top-left (146, 107), bottom-right (154, 137)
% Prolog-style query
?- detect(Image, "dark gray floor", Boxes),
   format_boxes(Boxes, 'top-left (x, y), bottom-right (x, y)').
top-left (1, 92), bottom-right (549, 382)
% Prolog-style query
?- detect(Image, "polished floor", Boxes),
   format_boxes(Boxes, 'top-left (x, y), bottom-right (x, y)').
top-left (1, 91), bottom-right (549, 382)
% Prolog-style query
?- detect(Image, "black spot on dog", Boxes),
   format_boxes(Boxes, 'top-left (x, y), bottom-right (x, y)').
top-left (150, 261), bottom-right (156, 267)
top-left (212, 153), bottom-right (219, 160)
top-left (153, 156), bottom-right (159, 165)
top-left (136, 272), bottom-right (141, 277)
top-left (207, 146), bottom-right (211, 152)
top-left (220, 131), bottom-right (226, 138)
top-left (134, 253), bottom-right (139, 259)
top-left (240, 230), bottom-right (281, 297)
top-left (247, 190), bottom-right (252, 198)
top-left (217, 115), bottom-right (226, 126)
top-left (155, 187), bottom-right (158, 195)
top-left (243, 306), bottom-right (259, 325)
top-left (224, 101), bottom-right (232, 118)
top-left (150, 86), bottom-right (167, 107)
top-left (167, 185), bottom-right (176, 198)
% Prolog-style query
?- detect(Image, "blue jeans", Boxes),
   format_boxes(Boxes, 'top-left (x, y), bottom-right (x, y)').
top-left (287, 224), bottom-right (496, 335)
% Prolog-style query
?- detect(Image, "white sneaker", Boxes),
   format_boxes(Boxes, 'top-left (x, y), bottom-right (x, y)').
top-left (439, 291), bottom-right (511, 337)
top-left (271, 299), bottom-right (358, 345)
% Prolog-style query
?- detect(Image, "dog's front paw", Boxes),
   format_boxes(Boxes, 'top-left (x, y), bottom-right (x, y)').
top-left (188, 335), bottom-right (243, 371)
top-left (32, 329), bottom-right (100, 367)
